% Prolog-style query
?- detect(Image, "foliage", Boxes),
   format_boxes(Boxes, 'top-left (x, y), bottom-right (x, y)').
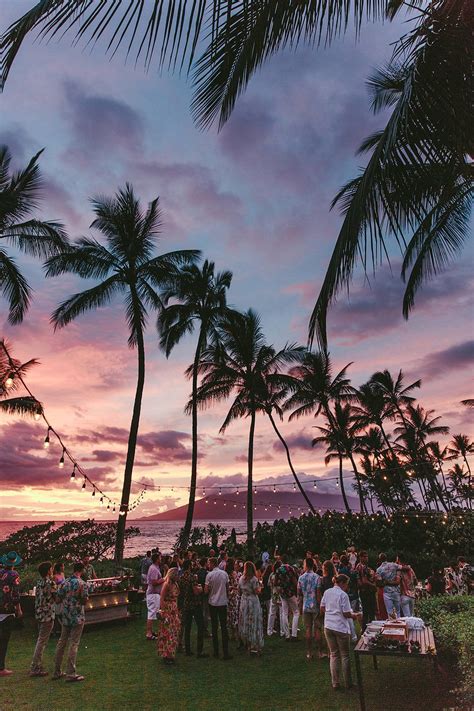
top-left (0, 339), bottom-right (43, 417)
top-left (0, 520), bottom-right (140, 564)
top-left (0, 145), bottom-right (68, 323)
top-left (417, 596), bottom-right (474, 705)
top-left (253, 511), bottom-right (474, 575)
top-left (175, 523), bottom-right (228, 554)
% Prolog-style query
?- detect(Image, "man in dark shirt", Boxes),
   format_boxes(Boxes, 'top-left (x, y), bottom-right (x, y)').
top-left (179, 560), bottom-right (208, 658)
top-left (356, 551), bottom-right (377, 631)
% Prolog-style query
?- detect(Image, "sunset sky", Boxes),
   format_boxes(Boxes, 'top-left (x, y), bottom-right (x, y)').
top-left (1, 1), bottom-right (473, 521)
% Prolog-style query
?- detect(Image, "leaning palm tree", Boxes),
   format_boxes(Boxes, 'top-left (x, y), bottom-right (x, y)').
top-left (312, 416), bottom-right (351, 514)
top-left (193, 309), bottom-right (301, 554)
top-left (446, 434), bottom-right (474, 509)
top-left (0, 339), bottom-right (43, 418)
top-left (45, 184), bottom-right (200, 564)
top-left (158, 259), bottom-right (232, 545)
top-left (0, 145), bottom-right (68, 323)
top-left (369, 369), bottom-right (421, 428)
top-left (254, 372), bottom-right (315, 514)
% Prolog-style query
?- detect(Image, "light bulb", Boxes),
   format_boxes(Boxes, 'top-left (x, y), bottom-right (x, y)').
top-left (44, 429), bottom-right (51, 449)
top-left (5, 375), bottom-right (14, 389)
top-left (293, 483), bottom-right (296, 491)
top-left (219, 488), bottom-right (222, 495)
top-left (92, 489), bottom-right (96, 497)
top-left (82, 479), bottom-right (86, 490)
top-left (70, 465), bottom-right (76, 481)
top-left (273, 484), bottom-right (276, 493)
top-left (236, 486), bottom-right (239, 495)
top-left (59, 450), bottom-right (65, 468)
top-left (34, 410), bottom-right (41, 421)
top-left (313, 480), bottom-right (317, 489)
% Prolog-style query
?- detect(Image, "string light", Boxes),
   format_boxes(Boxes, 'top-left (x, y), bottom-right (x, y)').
top-left (273, 484), bottom-right (276, 493)
top-left (293, 483), bottom-right (296, 491)
top-left (59, 449), bottom-right (65, 468)
top-left (70, 464), bottom-right (76, 481)
top-left (92, 488), bottom-right (96, 497)
top-left (82, 478), bottom-right (86, 490)
top-left (219, 487), bottom-right (222, 495)
top-left (236, 486), bottom-right (240, 495)
top-left (43, 427), bottom-right (51, 449)
top-left (4, 373), bottom-right (14, 389)
top-left (313, 480), bottom-right (317, 489)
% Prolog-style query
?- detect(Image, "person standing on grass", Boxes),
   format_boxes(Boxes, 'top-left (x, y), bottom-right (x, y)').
top-left (179, 560), bottom-right (208, 659)
top-left (267, 562), bottom-right (283, 637)
top-left (53, 562), bottom-right (88, 682)
top-left (146, 552), bottom-right (165, 640)
top-left (0, 551), bottom-right (23, 677)
top-left (81, 556), bottom-right (97, 582)
top-left (205, 557), bottom-right (232, 660)
top-left (298, 558), bottom-right (323, 660)
top-left (376, 553), bottom-right (402, 617)
top-left (275, 555), bottom-right (300, 641)
top-left (397, 554), bottom-right (417, 617)
top-left (30, 561), bottom-right (57, 677)
top-left (158, 568), bottom-right (181, 665)
top-left (238, 562), bottom-right (264, 655)
top-left (197, 557), bottom-right (210, 637)
top-left (140, 551), bottom-right (152, 586)
top-left (320, 573), bottom-right (362, 692)
top-left (356, 551), bottom-right (377, 631)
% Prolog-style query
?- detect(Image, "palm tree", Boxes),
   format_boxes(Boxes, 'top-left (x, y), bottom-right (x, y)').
top-left (446, 434), bottom-right (474, 509)
top-left (0, 339), bottom-right (43, 418)
top-left (312, 415), bottom-right (351, 514)
top-left (394, 404), bottom-right (450, 511)
top-left (369, 369), bottom-right (421, 428)
top-left (3, 4), bottom-right (470, 346)
top-left (0, 145), bottom-right (68, 324)
top-left (45, 184), bottom-right (200, 564)
top-left (447, 462), bottom-right (471, 507)
top-left (254, 374), bottom-right (316, 514)
top-left (193, 309), bottom-right (301, 554)
top-left (427, 441), bottom-right (452, 508)
top-left (158, 260), bottom-right (232, 545)
top-left (314, 401), bottom-right (367, 513)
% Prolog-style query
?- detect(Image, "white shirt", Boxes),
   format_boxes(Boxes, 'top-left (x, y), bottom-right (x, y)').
top-left (321, 586), bottom-right (352, 634)
top-left (205, 567), bottom-right (229, 606)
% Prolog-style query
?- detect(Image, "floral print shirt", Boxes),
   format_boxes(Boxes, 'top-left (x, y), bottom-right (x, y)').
top-left (274, 564), bottom-right (298, 600)
top-left (35, 576), bottom-right (57, 622)
top-left (0, 568), bottom-right (20, 614)
top-left (57, 575), bottom-right (89, 626)
top-left (298, 571), bottom-right (321, 612)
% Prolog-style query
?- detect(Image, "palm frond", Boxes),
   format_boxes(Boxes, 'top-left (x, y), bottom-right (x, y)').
top-left (1, 220), bottom-right (69, 257)
top-left (44, 244), bottom-right (116, 280)
top-left (0, 247), bottom-right (31, 324)
top-left (0, 395), bottom-right (42, 417)
top-left (51, 274), bottom-right (124, 330)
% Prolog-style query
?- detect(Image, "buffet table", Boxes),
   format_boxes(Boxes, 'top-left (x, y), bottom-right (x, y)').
top-left (354, 625), bottom-right (437, 711)
top-left (84, 577), bottom-right (131, 625)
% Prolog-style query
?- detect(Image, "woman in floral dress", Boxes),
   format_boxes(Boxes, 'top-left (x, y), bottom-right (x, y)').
top-left (238, 562), bottom-right (264, 654)
top-left (226, 558), bottom-right (240, 639)
top-left (157, 568), bottom-right (180, 665)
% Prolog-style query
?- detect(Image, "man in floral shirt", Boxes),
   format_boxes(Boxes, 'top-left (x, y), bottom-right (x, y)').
top-left (298, 558), bottom-right (322, 659)
top-left (30, 561), bottom-right (57, 677)
top-left (275, 555), bottom-right (300, 640)
top-left (53, 562), bottom-right (89, 682)
top-left (0, 550), bottom-right (23, 677)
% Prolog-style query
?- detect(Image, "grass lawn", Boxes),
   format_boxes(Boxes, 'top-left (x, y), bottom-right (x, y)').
top-left (2, 616), bottom-right (453, 711)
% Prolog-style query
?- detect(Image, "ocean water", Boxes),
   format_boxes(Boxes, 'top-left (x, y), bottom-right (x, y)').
top-left (0, 519), bottom-right (251, 557)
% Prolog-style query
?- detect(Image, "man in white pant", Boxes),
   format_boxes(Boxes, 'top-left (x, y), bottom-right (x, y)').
top-left (275, 556), bottom-right (299, 640)
top-left (145, 552), bottom-right (164, 640)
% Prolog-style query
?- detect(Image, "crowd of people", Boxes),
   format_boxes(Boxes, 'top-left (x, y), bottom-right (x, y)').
top-left (0, 545), bottom-right (471, 691)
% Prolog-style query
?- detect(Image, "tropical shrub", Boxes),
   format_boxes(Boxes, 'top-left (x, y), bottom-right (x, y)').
top-left (0, 520), bottom-right (140, 564)
top-left (417, 596), bottom-right (474, 705)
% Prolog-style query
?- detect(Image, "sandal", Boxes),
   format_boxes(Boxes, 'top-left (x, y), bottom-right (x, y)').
top-left (66, 675), bottom-right (85, 682)
top-left (52, 672), bottom-right (66, 680)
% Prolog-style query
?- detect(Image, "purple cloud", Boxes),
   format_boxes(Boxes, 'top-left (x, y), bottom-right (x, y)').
top-left (416, 341), bottom-right (474, 379)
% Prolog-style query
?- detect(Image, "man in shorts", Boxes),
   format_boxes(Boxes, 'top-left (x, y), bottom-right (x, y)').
top-left (298, 557), bottom-right (323, 659)
top-left (146, 553), bottom-right (165, 640)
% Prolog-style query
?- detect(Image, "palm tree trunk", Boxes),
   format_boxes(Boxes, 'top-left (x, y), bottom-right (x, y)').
top-left (462, 455), bottom-right (472, 509)
top-left (114, 315), bottom-right (145, 566)
top-left (338, 454), bottom-right (351, 513)
top-left (267, 411), bottom-right (316, 514)
top-left (348, 453), bottom-right (367, 514)
top-left (247, 409), bottom-right (256, 557)
top-left (182, 328), bottom-right (205, 546)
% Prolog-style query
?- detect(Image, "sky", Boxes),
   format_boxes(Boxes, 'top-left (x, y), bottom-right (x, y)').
top-left (1, 1), bottom-right (473, 521)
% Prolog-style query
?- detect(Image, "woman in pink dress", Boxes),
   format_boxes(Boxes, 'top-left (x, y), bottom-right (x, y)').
top-left (157, 568), bottom-right (180, 665)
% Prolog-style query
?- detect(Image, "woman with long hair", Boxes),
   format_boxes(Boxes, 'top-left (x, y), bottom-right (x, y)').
top-left (238, 561), bottom-right (264, 654)
top-left (321, 560), bottom-right (336, 596)
top-left (157, 568), bottom-right (180, 665)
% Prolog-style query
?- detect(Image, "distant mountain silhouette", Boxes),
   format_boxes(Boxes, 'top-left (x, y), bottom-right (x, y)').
top-left (137, 490), bottom-right (360, 521)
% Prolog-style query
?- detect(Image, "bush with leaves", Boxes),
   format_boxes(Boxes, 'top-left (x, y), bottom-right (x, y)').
top-left (253, 511), bottom-right (473, 576)
top-left (416, 596), bottom-right (474, 706)
top-left (0, 520), bottom-right (140, 564)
